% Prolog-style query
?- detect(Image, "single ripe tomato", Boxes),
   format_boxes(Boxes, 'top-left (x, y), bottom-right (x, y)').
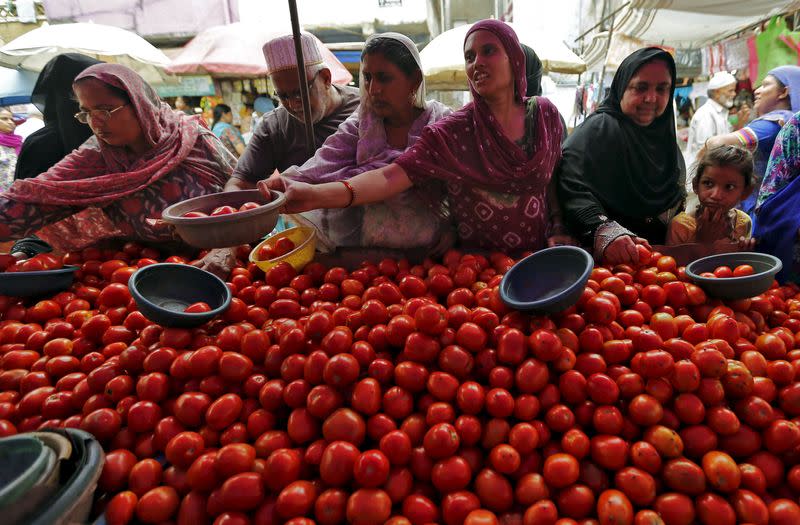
top-left (210, 206), bottom-right (237, 216)
top-left (258, 243), bottom-right (276, 261)
top-left (733, 264), bottom-right (755, 277)
top-left (183, 211), bottom-right (209, 218)
top-left (713, 266), bottom-right (733, 278)
top-left (184, 302), bottom-right (212, 313)
top-left (274, 238), bottom-right (297, 257)
top-left (239, 202), bottom-right (261, 212)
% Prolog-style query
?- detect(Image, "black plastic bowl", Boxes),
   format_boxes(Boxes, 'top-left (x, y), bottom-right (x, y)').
top-left (685, 252), bottom-right (782, 300)
top-left (128, 263), bottom-right (231, 328)
top-left (500, 246), bottom-right (594, 313)
top-left (0, 266), bottom-right (78, 297)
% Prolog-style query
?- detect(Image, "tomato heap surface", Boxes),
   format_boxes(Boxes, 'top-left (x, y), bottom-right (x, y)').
top-left (1, 242), bottom-right (800, 525)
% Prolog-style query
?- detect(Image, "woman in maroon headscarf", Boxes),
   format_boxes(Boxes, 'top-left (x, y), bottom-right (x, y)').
top-left (263, 19), bottom-right (569, 254)
top-left (0, 63), bottom-right (235, 252)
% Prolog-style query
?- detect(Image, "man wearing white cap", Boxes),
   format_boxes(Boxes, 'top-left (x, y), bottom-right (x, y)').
top-left (685, 71), bottom-right (738, 163)
top-left (199, 32), bottom-right (359, 277)
top-left (224, 32), bottom-right (359, 192)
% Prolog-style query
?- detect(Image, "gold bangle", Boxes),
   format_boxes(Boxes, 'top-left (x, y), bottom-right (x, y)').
top-left (341, 180), bottom-right (355, 208)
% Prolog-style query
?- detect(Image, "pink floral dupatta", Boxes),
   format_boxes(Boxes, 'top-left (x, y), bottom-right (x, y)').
top-left (4, 63), bottom-right (223, 206)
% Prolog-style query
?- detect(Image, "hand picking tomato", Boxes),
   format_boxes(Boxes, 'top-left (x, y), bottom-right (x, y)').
top-left (184, 302), bottom-right (212, 313)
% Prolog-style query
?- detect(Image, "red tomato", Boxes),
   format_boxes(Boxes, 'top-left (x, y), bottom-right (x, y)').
top-left (105, 491), bottom-right (138, 525)
top-left (210, 205), bottom-right (237, 216)
top-left (136, 486), bottom-right (179, 523)
top-left (184, 302), bottom-right (212, 313)
top-left (733, 264), bottom-right (755, 277)
top-left (239, 202), bottom-right (261, 212)
top-left (346, 489), bottom-right (392, 525)
top-left (274, 238), bottom-right (297, 257)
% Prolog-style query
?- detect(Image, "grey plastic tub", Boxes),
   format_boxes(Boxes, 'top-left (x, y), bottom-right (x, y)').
top-left (686, 252), bottom-right (782, 300)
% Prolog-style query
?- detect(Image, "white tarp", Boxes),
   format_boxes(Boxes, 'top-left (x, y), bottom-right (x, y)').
top-left (421, 22), bottom-right (586, 91)
top-left (631, 0), bottom-right (798, 17)
top-left (0, 22), bottom-right (173, 84)
top-left (582, 0), bottom-right (800, 70)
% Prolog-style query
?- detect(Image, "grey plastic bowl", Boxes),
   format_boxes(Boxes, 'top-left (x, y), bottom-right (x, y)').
top-left (129, 263), bottom-right (232, 328)
top-left (27, 428), bottom-right (104, 525)
top-left (686, 252), bottom-right (782, 300)
top-left (162, 189), bottom-right (286, 248)
top-left (500, 246), bottom-right (594, 313)
top-left (0, 435), bottom-right (51, 510)
top-left (0, 266), bottom-right (78, 297)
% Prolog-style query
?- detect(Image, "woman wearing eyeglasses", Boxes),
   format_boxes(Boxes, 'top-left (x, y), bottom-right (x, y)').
top-left (0, 63), bottom-right (235, 253)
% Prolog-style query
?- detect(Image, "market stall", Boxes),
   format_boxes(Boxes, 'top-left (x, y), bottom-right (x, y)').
top-left (165, 23), bottom-right (353, 136)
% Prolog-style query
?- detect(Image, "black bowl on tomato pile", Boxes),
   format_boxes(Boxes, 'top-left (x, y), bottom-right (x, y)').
top-left (128, 263), bottom-right (231, 328)
top-left (499, 246), bottom-right (594, 313)
top-left (685, 252), bottom-right (782, 300)
top-left (0, 266), bottom-right (79, 297)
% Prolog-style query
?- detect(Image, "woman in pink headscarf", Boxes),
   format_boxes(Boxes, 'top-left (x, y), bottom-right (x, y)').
top-left (0, 107), bottom-right (22, 192)
top-left (0, 63), bottom-right (235, 252)
top-left (264, 19), bottom-right (570, 254)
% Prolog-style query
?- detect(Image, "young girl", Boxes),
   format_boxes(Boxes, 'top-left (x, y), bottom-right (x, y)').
top-left (667, 145), bottom-right (755, 248)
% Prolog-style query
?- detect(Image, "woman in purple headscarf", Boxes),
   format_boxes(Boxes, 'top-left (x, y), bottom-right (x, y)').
top-left (705, 65), bottom-right (800, 216)
top-left (263, 19), bottom-right (569, 254)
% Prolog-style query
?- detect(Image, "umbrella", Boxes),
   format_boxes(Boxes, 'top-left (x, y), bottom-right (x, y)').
top-left (167, 22), bottom-right (353, 84)
top-left (421, 22), bottom-right (586, 90)
top-left (0, 67), bottom-right (38, 106)
top-left (0, 23), bottom-right (172, 84)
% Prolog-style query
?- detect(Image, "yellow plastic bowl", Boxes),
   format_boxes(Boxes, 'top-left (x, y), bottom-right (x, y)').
top-left (250, 226), bottom-right (317, 272)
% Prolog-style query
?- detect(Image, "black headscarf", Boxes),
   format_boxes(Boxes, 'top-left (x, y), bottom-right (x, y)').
top-left (557, 47), bottom-right (685, 243)
top-left (14, 53), bottom-right (102, 180)
top-left (522, 44), bottom-right (543, 97)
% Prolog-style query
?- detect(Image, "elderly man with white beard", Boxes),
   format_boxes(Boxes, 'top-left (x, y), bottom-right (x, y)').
top-left (685, 71), bottom-right (738, 163)
top-left (198, 32), bottom-right (359, 277)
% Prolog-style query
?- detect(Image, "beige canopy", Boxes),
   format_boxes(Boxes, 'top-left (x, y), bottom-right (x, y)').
top-left (421, 22), bottom-right (586, 91)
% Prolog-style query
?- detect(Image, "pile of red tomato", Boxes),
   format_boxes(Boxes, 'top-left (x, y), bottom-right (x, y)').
top-left (700, 265), bottom-right (756, 279)
top-left (1, 242), bottom-right (800, 525)
top-left (0, 253), bottom-right (64, 273)
top-left (183, 202), bottom-right (263, 218)
top-left (257, 238), bottom-right (297, 262)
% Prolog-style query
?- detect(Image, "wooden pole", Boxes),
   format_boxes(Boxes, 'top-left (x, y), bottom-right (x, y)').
top-left (288, 0), bottom-right (316, 157)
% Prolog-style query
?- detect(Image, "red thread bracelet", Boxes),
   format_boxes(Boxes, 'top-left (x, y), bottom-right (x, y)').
top-left (341, 180), bottom-right (355, 208)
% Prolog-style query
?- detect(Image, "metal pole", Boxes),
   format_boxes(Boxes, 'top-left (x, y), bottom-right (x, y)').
top-left (288, 0), bottom-right (316, 157)
top-left (575, 1), bottom-right (630, 42)
top-left (597, 4), bottom-right (618, 105)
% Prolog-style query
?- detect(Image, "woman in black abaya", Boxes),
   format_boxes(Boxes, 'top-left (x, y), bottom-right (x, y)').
top-left (557, 47), bottom-right (686, 264)
top-left (15, 53), bottom-right (102, 180)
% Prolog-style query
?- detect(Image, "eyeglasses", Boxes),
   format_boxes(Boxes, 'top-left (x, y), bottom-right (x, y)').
top-left (74, 103), bottom-right (128, 124)
top-left (273, 72), bottom-right (320, 103)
